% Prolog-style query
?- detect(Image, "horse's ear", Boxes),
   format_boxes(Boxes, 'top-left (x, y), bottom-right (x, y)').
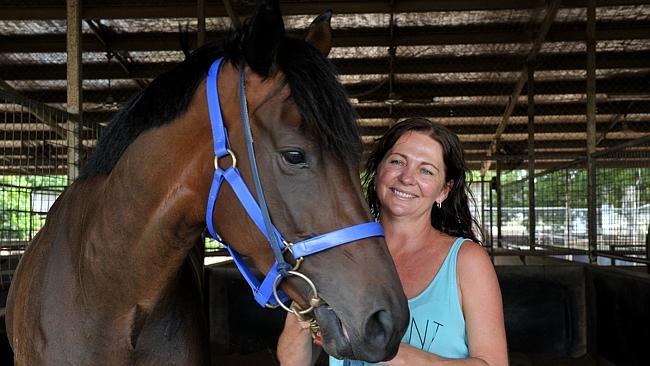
top-left (242, 0), bottom-right (285, 76)
top-left (305, 10), bottom-right (333, 57)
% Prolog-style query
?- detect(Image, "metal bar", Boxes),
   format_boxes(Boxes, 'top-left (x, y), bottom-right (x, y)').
top-left (586, 0), bottom-right (597, 264)
top-left (527, 63), bottom-right (536, 251)
top-left (646, 222), bottom-right (650, 274)
top-left (197, 0), bottom-right (206, 47)
top-left (489, 179), bottom-right (495, 257)
top-left (496, 161), bottom-right (503, 249)
top-left (594, 251), bottom-right (650, 265)
top-left (591, 134), bottom-right (650, 158)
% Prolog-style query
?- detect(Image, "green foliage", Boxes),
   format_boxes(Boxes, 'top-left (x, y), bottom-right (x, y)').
top-left (473, 167), bottom-right (650, 209)
top-left (0, 175), bottom-right (67, 240)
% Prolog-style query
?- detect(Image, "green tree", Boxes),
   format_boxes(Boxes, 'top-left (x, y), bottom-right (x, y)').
top-left (0, 175), bottom-right (67, 240)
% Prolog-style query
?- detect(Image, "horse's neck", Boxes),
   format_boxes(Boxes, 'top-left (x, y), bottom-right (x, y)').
top-left (78, 116), bottom-right (212, 302)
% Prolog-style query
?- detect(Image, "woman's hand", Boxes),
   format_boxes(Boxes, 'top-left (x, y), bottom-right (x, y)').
top-left (277, 311), bottom-right (322, 366)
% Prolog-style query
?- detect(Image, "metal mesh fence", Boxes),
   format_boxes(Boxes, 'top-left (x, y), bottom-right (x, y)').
top-left (479, 145), bottom-right (648, 268)
top-left (494, 160), bottom-right (590, 252)
top-left (593, 136), bottom-right (650, 265)
top-left (0, 90), bottom-right (85, 289)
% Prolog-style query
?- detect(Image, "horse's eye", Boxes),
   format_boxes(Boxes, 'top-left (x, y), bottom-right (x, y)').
top-left (282, 150), bottom-right (307, 166)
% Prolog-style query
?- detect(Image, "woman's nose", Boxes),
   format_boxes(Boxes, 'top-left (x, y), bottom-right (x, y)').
top-left (398, 167), bottom-right (416, 184)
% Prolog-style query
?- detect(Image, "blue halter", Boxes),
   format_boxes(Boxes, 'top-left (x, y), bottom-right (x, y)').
top-left (205, 57), bottom-right (384, 308)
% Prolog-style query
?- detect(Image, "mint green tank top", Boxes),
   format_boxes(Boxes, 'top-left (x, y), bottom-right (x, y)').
top-left (330, 237), bottom-right (470, 365)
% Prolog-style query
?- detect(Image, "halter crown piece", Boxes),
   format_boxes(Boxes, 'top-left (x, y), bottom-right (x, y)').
top-left (205, 57), bottom-right (385, 311)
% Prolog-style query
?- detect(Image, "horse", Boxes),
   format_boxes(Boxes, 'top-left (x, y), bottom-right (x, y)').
top-left (5, 2), bottom-right (409, 365)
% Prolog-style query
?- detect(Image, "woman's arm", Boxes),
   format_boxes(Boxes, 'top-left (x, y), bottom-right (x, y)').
top-left (456, 242), bottom-right (508, 365)
top-left (381, 243), bottom-right (508, 366)
top-left (277, 312), bottom-right (322, 366)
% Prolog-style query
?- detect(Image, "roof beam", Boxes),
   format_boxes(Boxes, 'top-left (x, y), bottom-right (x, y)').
top-left (359, 120), bottom-right (650, 136)
top-left (362, 137), bottom-right (640, 152)
top-left (3, 51), bottom-right (649, 81)
top-left (3, 20), bottom-right (650, 53)
top-left (2, 0), bottom-right (649, 20)
top-left (19, 74), bottom-right (650, 103)
top-left (353, 100), bottom-right (650, 119)
top-left (481, 0), bottom-right (561, 175)
top-left (6, 100), bottom-right (648, 124)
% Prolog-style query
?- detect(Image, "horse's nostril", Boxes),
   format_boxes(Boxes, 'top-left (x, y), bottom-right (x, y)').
top-left (364, 309), bottom-right (393, 348)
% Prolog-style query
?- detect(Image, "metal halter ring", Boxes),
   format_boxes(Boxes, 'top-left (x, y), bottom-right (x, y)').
top-left (214, 149), bottom-right (237, 170)
top-left (281, 242), bottom-right (304, 271)
top-left (272, 270), bottom-right (321, 315)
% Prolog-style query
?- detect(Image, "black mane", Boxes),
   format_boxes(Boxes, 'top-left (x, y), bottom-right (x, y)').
top-left (79, 28), bottom-right (360, 179)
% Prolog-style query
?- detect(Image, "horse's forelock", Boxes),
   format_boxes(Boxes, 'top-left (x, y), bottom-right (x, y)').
top-left (277, 38), bottom-right (362, 163)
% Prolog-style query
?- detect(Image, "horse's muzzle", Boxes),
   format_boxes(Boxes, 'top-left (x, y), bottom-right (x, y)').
top-left (314, 303), bottom-right (405, 362)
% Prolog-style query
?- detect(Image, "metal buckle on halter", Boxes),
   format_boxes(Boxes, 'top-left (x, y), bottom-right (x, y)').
top-left (214, 149), bottom-right (237, 170)
top-left (281, 241), bottom-right (304, 271)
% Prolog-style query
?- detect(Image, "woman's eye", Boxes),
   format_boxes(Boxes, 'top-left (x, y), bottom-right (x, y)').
top-left (421, 168), bottom-right (433, 176)
top-left (390, 159), bottom-right (403, 166)
top-left (282, 150), bottom-right (307, 166)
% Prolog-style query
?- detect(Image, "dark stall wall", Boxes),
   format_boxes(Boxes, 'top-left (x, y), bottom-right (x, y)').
top-left (587, 267), bottom-right (650, 366)
top-left (496, 265), bottom-right (587, 359)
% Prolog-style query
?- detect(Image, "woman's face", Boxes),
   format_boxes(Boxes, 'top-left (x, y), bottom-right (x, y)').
top-left (376, 131), bottom-right (452, 220)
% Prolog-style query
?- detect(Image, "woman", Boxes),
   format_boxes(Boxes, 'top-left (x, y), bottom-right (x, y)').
top-left (277, 118), bottom-right (508, 365)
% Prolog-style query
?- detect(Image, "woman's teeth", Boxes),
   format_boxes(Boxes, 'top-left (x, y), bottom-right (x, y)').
top-left (392, 188), bottom-right (416, 198)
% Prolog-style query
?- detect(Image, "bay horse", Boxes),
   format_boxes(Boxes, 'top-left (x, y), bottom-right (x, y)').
top-left (5, 2), bottom-right (408, 365)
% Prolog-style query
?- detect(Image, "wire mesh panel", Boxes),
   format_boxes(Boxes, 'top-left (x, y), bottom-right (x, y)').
top-left (479, 160), bottom-right (590, 254)
top-left (498, 172), bottom-right (530, 248)
top-left (0, 90), bottom-right (80, 289)
top-left (594, 136), bottom-right (650, 266)
top-left (531, 160), bottom-right (588, 252)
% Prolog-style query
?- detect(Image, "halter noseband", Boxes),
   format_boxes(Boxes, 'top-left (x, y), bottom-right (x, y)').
top-left (205, 57), bottom-right (384, 317)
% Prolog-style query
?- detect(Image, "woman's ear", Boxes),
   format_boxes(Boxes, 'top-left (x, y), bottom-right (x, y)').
top-left (242, 0), bottom-right (285, 76)
top-left (438, 180), bottom-right (454, 204)
top-left (304, 10), bottom-right (333, 57)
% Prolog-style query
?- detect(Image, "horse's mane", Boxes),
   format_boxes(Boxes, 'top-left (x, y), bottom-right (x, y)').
top-left (79, 28), bottom-right (360, 179)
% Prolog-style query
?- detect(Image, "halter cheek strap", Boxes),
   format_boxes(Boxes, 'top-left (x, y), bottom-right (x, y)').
top-left (205, 57), bottom-right (384, 308)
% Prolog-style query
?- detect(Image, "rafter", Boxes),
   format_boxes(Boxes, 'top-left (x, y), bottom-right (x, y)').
top-left (3, 20), bottom-right (650, 53)
top-left (481, 0), bottom-right (561, 175)
top-left (2, 0), bottom-right (649, 20)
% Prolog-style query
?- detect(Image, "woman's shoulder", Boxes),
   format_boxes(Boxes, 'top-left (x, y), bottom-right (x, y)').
top-left (456, 239), bottom-right (494, 276)
top-left (455, 239), bottom-right (500, 310)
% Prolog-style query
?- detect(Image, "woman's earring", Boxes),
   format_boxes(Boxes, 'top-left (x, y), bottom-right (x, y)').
top-left (436, 201), bottom-right (442, 209)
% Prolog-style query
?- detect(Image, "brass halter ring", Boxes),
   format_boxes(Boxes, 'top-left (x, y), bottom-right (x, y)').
top-left (214, 149), bottom-right (237, 170)
top-left (272, 270), bottom-right (323, 316)
top-left (281, 242), bottom-right (304, 271)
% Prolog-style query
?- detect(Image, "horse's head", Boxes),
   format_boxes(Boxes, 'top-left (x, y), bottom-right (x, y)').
top-left (206, 1), bottom-right (409, 362)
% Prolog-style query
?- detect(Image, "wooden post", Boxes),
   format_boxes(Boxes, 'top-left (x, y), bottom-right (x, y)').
top-left (66, 0), bottom-right (82, 182)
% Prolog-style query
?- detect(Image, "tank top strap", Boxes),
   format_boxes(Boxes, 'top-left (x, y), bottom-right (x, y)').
top-left (440, 237), bottom-right (467, 297)
top-left (440, 238), bottom-right (468, 273)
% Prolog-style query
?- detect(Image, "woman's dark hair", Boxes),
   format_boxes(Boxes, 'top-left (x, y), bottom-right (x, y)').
top-left (362, 117), bottom-right (480, 243)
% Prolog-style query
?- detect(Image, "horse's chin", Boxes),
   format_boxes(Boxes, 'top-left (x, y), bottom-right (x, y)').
top-left (313, 304), bottom-right (354, 359)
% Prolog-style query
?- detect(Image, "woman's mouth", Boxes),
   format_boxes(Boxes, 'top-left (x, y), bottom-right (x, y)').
top-left (391, 188), bottom-right (416, 199)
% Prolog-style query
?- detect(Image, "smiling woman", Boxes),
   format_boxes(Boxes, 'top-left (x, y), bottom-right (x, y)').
top-left (278, 118), bottom-right (508, 366)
